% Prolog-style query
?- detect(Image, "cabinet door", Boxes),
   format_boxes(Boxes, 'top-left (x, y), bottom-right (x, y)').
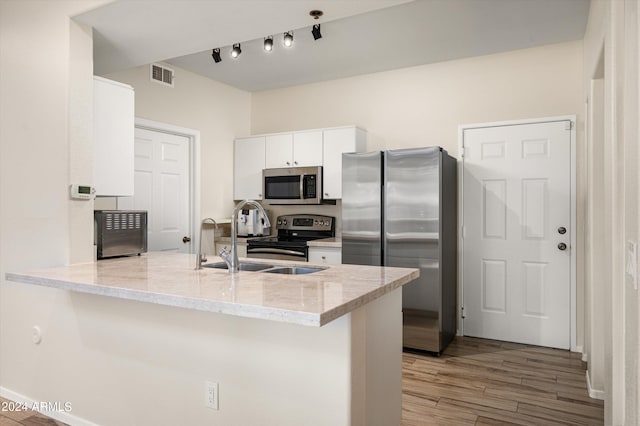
top-left (93, 77), bottom-right (135, 196)
top-left (265, 134), bottom-right (293, 168)
top-left (308, 247), bottom-right (342, 265)
top-left (322, 127), bottom-right (366, 199)
top-left (292, 131), bottom-right (323, 167)
top-left (234, 137), bottom-right (265, 200)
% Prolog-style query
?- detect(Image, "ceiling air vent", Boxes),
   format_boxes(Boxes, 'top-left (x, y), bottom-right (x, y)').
top-left (150, 63), bottom-right (174, 87)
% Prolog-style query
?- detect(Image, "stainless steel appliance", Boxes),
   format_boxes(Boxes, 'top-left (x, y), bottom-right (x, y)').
top-left (95, 210), bottom-right (148, 259)
top-left (262, 166), bottom-right (323, 205)
top-left (342, 147), bottom-right (457, 354)
top-left (237, 207), bottom-right (270, 237)
top-left (247, 214), bottom-right (335, 261)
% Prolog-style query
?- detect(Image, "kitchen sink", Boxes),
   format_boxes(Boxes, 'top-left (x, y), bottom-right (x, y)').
top-left (202, 262), bottom-right (327, 275)
top-left (202, 261), bottom-right (275, 272)
top-left (262, 266), bottom-right (327, 275)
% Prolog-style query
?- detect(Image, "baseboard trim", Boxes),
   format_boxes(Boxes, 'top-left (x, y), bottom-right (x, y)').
top-left (0, 386), bottom-right (98, 426)
top-left (585, 371), bottom-right (605, 400)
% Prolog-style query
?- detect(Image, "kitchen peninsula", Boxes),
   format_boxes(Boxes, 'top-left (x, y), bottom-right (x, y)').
top-left (6, 252), bottom-right (418, 426)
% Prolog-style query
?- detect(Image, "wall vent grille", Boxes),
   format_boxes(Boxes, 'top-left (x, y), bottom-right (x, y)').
top-left (150, 64), bottom-right (174, 87)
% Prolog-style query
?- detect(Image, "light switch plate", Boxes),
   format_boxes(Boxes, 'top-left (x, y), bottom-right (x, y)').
top-left (626, 240), bottom-right (638, 291)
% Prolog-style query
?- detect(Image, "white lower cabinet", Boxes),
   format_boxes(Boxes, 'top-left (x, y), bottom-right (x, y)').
top-left (308, 246), bottom-right (342, 265)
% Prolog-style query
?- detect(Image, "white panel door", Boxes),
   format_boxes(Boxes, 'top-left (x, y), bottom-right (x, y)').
top-left (120, 128), bottom-right (191, 253)
top-left (462, 121), bottom-right (571, 349)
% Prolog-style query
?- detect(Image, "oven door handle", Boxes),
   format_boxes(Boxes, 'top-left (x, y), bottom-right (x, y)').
top-left (247, 248), bottom-right (306, 257)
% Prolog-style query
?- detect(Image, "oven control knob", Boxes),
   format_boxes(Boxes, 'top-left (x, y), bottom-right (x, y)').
top-left (283, 219), bottom-right (287, 225)
top-left (277, 220), bottom-right (282, 225)
top-left (314, 220), bottom-right (319, 225)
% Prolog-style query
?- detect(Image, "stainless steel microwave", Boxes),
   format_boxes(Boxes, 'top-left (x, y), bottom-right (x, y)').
top-left (262, 166), bottom-right (323, 204)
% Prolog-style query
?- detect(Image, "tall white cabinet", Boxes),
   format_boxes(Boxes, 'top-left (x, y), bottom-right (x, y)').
top-left (234, 126), bottom-right (366, 201)
top-left (93, 76), bottom-right (135, 197)
top-left (322, 127), bottom-right (367, 200)
top-left (234, 136), bottom-right (265, 200)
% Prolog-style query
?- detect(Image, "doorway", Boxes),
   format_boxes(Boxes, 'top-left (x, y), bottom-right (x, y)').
top-left (118, 118), bottom-right (200, 253)
top-left (460, 117), bottom-right (576, 350)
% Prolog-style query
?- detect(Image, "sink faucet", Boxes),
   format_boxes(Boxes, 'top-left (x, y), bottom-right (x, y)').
top-left (219, 200), bottom-right (271, 273)
top-left (196, 218), bottom-right (218, 270)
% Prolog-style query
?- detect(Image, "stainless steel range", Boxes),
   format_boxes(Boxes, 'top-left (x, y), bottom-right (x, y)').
top-left (247, 214), bottom-right (335, 261)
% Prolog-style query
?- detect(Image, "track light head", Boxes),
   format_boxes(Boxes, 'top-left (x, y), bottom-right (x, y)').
top-left (264, 36), bottom-right (273, 52)
top-left (211, 48), bottom-right (222, 63)
top-left (311, 24), bottom-right (322, 40)
top-left (231, 43), bottom-right (241, 58)
top-left (283, 31), bottom-right (293, 47)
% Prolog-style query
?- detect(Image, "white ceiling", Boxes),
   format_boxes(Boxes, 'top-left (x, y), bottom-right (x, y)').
top-left (75, 0), bottom-right (591, 92)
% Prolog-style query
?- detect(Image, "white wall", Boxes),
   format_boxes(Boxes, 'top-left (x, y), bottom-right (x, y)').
top-left (251, 41), bottom-right (584, 156)
top-left (583, 0), bottom-right (640, 424)
top-left (0, 0), bottom-right (103, 417)
top-left (102, 63), bottom-right (252, 221)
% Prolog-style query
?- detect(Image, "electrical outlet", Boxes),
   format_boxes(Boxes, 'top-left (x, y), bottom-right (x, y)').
top-left (205, 381), bottom-right (219, 410)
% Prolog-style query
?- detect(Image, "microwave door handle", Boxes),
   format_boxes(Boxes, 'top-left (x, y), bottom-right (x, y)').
top-left (299, 174), bottom-right (305, 200)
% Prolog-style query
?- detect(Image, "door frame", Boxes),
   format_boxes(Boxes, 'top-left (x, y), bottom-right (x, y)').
top-left (134, 117), bottom-right (201, 254)
top-left (458, 115), bottom-right (577, 351)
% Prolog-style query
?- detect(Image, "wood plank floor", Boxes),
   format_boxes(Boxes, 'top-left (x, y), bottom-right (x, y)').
top-left (402, 336), bottom-right (604, 426)
top-left (0, 336), bottom-right (603, 425)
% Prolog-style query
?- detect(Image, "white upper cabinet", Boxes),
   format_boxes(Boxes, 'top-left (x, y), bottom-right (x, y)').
top-left (322, 127), bottom-right (367, 199)
top-left (234, 126), bottom-right (365, 201)
top-left (265, 131), bottom-right (323, 168)
top-left (234, 136), bottom-right (265, 200)
top-left (93, 76), bottom-right (135, 196)
top-left (292, 131), bottom-right (323, 167)
top-left (265, 134), bottom-right (293, 168)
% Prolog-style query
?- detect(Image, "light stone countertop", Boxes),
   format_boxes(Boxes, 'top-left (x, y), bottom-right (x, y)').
top-left (307, 237), bottom-right (342, 248)
top-left (6, 252), bottom-right (418, 327)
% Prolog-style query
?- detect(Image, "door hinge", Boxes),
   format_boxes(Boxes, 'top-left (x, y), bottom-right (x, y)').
top-left (460, 145), bottom-right (465, 158)
top-left (461, 225), bottom-right (466, 239)
top-left (461, 306), bottom-right (466, 319)
top-left (565, 121), bottom-right (573, 130)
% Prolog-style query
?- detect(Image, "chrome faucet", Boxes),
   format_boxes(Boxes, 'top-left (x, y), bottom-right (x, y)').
top-left (196, 218), bottom-right (218, 270)
top-left (219, 200), bottom-right (271, 273)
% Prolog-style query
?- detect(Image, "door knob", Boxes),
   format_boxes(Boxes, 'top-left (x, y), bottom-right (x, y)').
top-left (558, 227), bottom-right (567, 235)
top-left (182, 236), bottom-right (191, 243)
top-left (558, 242), bottom-right (567, 251)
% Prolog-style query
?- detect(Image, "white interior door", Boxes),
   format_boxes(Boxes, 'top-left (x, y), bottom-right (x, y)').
top-left (120, 127), bottom-right (191, 253)
top-left (462, 120), bottom-right (572, 349)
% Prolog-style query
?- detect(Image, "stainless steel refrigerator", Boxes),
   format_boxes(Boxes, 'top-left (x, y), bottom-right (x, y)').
top-left (342, 147), bottom-right (457, 354)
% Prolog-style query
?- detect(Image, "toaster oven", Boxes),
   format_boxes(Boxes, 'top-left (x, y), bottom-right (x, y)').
top-left (95, 210), bottom-right (148, 259)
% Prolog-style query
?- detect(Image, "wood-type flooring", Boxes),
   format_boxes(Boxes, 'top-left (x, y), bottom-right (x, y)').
top-left (0, 336), bottom-right (604, 426)
top-left (402, 336), bottom-right (604, 426)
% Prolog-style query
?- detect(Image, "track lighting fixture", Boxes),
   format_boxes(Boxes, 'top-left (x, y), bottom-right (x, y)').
top-left (211, 48), bottom-right (221, 63)
top-left (311, 24), bottom-right (322, 40)
top-left (283, 31), bottom-right (294, 47)
top-left (264, 36), bottom-right (273, 52)
top-left (231, 43), bottom-right (241, 58)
